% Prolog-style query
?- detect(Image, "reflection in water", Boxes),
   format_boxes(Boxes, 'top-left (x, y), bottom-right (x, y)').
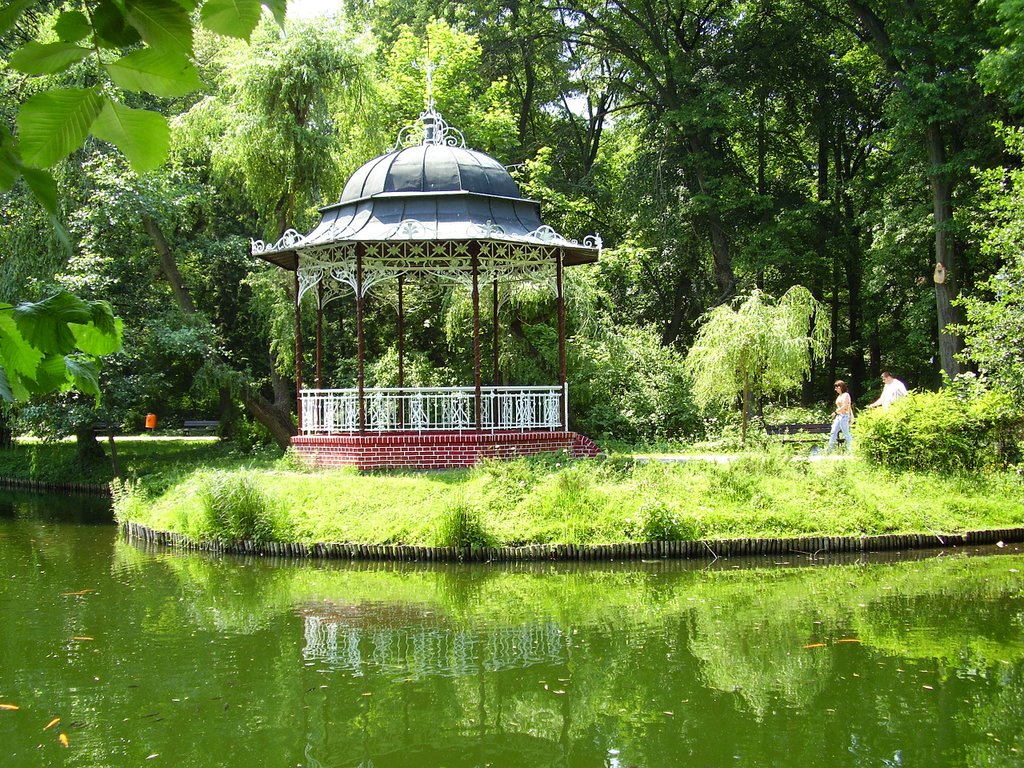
top-left (2, 491), bottom-right (1024, 767)
top-left (302, 612), bottom-right (568, 677)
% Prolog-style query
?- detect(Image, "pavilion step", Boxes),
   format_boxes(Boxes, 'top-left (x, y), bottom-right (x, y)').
top-left (571, 432), bottom-right (601, 458)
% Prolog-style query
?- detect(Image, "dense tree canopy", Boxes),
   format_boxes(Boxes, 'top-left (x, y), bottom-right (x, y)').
top-left (1, 0), bottom-right (1022, 446)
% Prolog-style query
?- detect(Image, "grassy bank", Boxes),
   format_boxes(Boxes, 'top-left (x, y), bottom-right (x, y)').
top-left (113, 451), bottom-right (1024, 547)
top-left (0, 437), bottom-right (280, 487)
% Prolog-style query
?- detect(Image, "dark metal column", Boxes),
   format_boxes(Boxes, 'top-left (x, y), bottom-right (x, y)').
top-left (472, 253), bottom-right (482, 431)
top-left (356, 245), bottom-right (365, 434)
top-left (315, 281), bottom-right (324, 389)
top-left (556, 251), bottom-right (567, 430)
top-left (397, 273), bottom-right (405, 428)
top-left (492, 277), bottom-right (499, 428)
top-left (492, 278), bottom-right (499, 385)
top-left (294, 266), bottom-right (303, 429)
top-left (397, 274), bottom-right (405, 388)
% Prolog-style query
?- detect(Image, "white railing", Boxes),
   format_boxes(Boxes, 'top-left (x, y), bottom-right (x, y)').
top-left (299, 385), bottom-right (566, 434)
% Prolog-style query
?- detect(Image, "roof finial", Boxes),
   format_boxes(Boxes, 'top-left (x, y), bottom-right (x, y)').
top-left (424, 38), bottom-right (435, 112)
top-left (393, 46), bottom-right (466, 150)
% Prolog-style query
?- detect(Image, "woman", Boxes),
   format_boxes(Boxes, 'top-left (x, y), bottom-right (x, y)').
top-left (828, 380), bottom-right (853, 452)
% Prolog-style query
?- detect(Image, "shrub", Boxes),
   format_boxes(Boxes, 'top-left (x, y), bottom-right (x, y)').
top-left (197, 471), bottom-right (277, 542)
top-left (110, 477), bottom-right (145, 525)
top-left (435, 498), bottom-right (491, 548)
top-left (855, 382), bottom-right (1022, 472)
top-left (625, 501), bottom-right (702, 541)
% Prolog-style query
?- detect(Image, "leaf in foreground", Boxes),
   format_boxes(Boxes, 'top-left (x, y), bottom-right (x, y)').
top-left (90, 99), bottom-right (170, 173)
top-left (16, 88), bottom-right (104, 168)
top-left (9, 42), bottom-right (91, 75)
top-left (105, 49), bottom-right (204, 97)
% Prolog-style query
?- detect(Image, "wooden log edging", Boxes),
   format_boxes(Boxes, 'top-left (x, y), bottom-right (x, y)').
top-left (120, 521), bottom-right (1024, 563)
top-left (0, 476), bottom-right (111, 496)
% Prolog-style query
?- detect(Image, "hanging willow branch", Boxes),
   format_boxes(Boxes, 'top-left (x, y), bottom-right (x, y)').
top-left (683, 286), bottom-right (832, 444)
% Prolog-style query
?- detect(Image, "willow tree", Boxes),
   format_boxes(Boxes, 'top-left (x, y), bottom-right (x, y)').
top-left (684, 286), bottom-right (831, 444)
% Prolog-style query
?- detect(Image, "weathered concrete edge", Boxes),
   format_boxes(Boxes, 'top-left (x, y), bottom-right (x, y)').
top-left (0, 476), bottom-right (110, 496)
top-left (121, 521), bottom-right (1024, 563)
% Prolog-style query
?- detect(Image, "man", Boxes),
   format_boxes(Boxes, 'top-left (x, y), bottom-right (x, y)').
top-left (867, 371), bottom-right (908, 409)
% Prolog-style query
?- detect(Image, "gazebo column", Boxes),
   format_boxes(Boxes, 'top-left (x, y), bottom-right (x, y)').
top-left (356, 245), bottom-right (366, 433)
top-left (294, 267), bottom-right (303, 430)
top-left (472, 252), bottom-right (482, 431)
top-left (315, 281), bottom-right (324, 389)
top-left (397, 273), bottom-right (405, 427)
top-left (556, 250), bottom-right (567, 430)
top-left (492, 277), bottom-right (499, 427)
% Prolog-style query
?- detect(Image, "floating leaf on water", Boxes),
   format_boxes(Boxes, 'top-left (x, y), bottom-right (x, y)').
top-left (62, 589), bottom-right (95, 596)
top-left (923, 685), bottom-right (934, 690)
top-left (663, 711), bottom-right (674, 716)
top-left (146, 755), bottom-right (159, 760)
top-left (44, 717), bottom-right (60, 730)
top-left (802, 643), bottom-right (826, 649)
top-left (59, 733), bottom-right (69, 747)
top-left (0, 703), bottom-right (19, 710)
top-left (837, 638), bottom-right (862, 643)
top-left (72, 636), bottom-right (93, 641)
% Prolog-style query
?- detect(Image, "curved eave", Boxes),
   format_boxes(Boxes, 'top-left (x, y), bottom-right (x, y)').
top-left (254, 240), bottom-right (599, 272)
top-left (253, 189), bottom-right (600, 270)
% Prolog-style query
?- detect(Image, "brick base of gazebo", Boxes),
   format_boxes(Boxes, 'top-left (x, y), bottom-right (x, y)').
top-left (292, 431), bottom-right (600, 471)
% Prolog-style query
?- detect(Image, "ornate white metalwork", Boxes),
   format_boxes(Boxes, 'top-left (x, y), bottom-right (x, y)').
top-left (386, 219), bottom-right (431, 239)
top-left (251, 228), bottom-right (303, 255)
top-left (468, 220), bottom-right (507, 239)
top-left (298, 385), bottom-right (566, 434)
top-left (394, 105), bottom-right (466, 149)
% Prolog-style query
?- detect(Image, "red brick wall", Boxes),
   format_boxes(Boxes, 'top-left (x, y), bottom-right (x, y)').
top-left (291, 431), bottom-right (598, 470)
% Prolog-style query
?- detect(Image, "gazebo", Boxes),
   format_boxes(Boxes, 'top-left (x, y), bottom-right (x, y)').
top-left (251, 106), bottom-right (601, 470)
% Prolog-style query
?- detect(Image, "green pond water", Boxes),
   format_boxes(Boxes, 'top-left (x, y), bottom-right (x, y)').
top-left (2, 491), bottom-right (1024, 767)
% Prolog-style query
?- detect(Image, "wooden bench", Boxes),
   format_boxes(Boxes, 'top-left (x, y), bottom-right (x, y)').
top-left (183, 419), bottom-right (220, 436)
top-left (765, 422), bottom-right (831, 443)
top-left (92, 422), bottom-right (121, 436)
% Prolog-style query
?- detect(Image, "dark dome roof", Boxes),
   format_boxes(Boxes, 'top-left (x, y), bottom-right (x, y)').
top-left (340, 144), bottom-right (522, 203)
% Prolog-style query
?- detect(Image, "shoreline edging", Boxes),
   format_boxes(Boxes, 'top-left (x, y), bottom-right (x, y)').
top-left (120, 521), bottom-right (1024, 562)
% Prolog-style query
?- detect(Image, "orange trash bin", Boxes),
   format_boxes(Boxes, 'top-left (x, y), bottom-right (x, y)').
top-left (145, 413), bottom-right (157, 430)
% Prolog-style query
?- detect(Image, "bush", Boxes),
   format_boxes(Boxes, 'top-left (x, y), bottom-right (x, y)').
top-left (197, 471), bottom-right (278, 542)
top-left (570, 326), bottom-right (703, 443)
top-left (435, 498), bottom-right (491, 548)
top-left (856, 381), bottom-right (1023, 471)
top-left (625, 501), bottom-right (702, 541)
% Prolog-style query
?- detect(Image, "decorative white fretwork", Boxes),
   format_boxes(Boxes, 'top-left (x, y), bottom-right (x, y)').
top-left (299, 385), bottom-right (566, 434)
top-left (251, 228), bottom-right (303, 255)
top-left (394, 104), bottom-right (466, 150)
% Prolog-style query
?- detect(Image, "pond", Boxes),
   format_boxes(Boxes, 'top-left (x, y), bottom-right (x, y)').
top-left (1, 491), bottom-right (1023, 767)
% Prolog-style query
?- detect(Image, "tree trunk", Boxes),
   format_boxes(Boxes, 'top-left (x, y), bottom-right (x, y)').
top-left (75, 423), bottom-right (104, 462)
top-left (142, 217), bottom-right (296, 449)
top-left (925, 122), bottom-right (962, 379)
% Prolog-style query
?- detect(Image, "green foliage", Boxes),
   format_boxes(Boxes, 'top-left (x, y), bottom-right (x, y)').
top-left (625, 501), bottom-right (702, 542)
top-left (856, 382), bottom-right (1023, 472)
top-left (684, 287), bottom-right (830, 441)
top-left (958, 125), bottom-right (1024, 398)
top-left (434, 497), bottom-right (491, 548)
top-left (0, 290), bottom-right (122, 402)
top-left (196, 470), bottom-right (278, 542)
top-left (571, 325), bottom-right (702, 442)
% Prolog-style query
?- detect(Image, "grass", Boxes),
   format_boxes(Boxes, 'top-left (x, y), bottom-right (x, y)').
top-left (0, 436), bottom-right (281, 487)
top-left (113, 448), bottom-right (1024, 547)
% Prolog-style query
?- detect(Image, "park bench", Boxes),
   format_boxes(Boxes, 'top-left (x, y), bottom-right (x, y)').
top-left (765, 422), bottom-right (831, 443)
top-left (183, 419), bottom-right (220, 436)
top-left (92, 422), bottom-right (121, 437)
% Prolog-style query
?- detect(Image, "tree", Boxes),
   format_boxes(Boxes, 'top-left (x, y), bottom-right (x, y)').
top-left (958, 125), bottom-right (1024, 398)
top-left (684, 286), bottom-right (831, 443)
